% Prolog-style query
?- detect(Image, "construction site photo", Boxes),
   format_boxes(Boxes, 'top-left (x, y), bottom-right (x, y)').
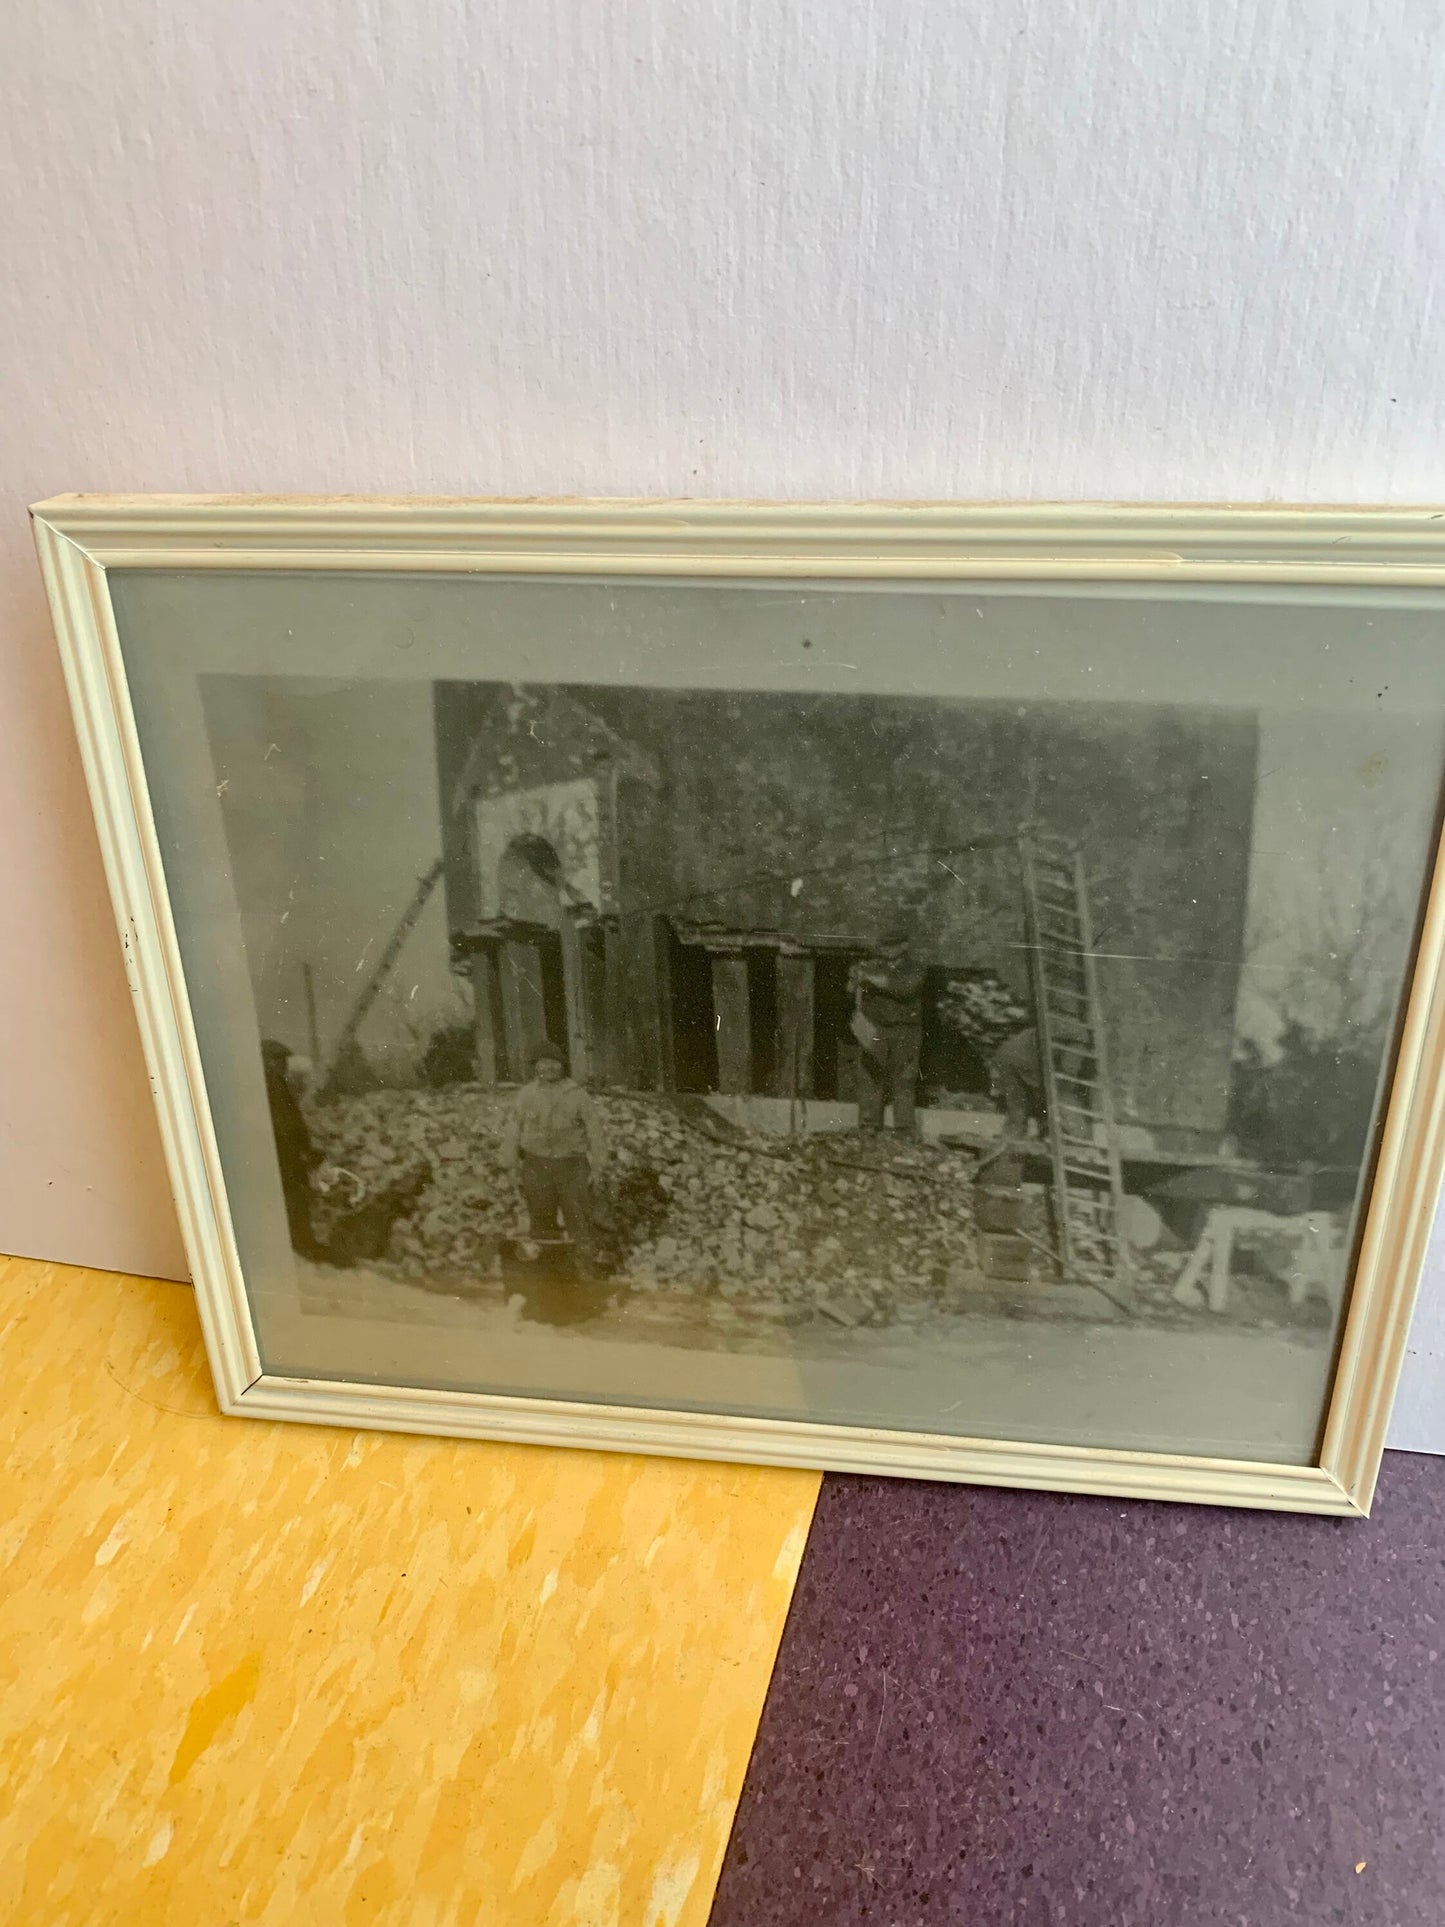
top-left (197, 589), bottom-right (1440, 1465)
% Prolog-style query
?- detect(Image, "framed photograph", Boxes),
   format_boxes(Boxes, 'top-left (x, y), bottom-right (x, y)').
top-left (33, 497), bottom-right (1445, 1514)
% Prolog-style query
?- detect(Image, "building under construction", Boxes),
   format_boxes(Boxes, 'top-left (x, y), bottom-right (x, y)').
top-left (433, 681), bottom-right (1260, 1165)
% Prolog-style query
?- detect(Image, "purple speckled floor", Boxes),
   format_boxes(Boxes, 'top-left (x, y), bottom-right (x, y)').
top-left (710, 1452), bottom-right (1445, 1927)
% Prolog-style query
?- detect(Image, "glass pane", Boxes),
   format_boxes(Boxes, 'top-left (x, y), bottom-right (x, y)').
top-left (110, 570), bottom-right (1445, 1464)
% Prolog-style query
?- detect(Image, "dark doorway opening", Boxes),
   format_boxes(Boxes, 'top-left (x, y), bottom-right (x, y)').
top-left (812, 954), bottom-right (855, 1101)
top-left (669, 939), bottom-right (719, 1093)
top-left (919, 965), bottom-right (993, 1097)
top-left (748, 950), bottom-right (778, 1095)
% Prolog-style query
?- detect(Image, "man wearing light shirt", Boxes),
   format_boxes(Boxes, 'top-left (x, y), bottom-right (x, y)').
top-left (500, 1039), bottom-right (608, 1275)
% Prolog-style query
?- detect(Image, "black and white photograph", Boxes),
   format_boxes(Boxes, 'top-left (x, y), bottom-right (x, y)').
top-left (123, 565), bottom-right (1443, 1469)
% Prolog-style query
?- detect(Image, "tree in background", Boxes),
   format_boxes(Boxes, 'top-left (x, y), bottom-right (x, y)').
top-left (1230, 822), bottom-right (1416, 1171)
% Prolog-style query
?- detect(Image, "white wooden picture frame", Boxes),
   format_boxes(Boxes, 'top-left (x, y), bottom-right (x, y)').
top-left (31, 496), bottom-right (1445, 1515)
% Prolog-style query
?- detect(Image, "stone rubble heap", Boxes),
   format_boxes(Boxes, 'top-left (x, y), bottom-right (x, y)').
top-left (310, 1084), bottom-right (983, 1320)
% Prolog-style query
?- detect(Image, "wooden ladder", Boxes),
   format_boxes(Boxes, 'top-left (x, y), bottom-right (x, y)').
top-left (1019, 831), bottom-right (1132, 1300)
top-left (321, 857), bottom-right (445, 1092)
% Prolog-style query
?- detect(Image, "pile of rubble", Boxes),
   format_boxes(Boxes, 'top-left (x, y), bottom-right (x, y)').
top-left (309, 1084), bottom-right (982, 1320)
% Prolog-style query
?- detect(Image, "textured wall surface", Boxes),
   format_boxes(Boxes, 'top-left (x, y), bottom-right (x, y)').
top-left (0, 1255), bottom-right (818, 1927)
top-left (2, 1), bottom-right (1442, 1437)
top-left (439, 682), bottom-right (1260, 1129)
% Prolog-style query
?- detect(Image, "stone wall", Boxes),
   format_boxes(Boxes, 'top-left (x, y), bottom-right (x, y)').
top-left (435, 682), bottom-right (1259, 1133)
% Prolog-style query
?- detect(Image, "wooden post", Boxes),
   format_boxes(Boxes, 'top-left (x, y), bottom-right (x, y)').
top-left (652, 914), bottom-right (678, 1092)
top-left (601, 917), bottom-right (627, 1087)
top-left (711, 951), bottom-right (752, 1095)
top-left (468, 943), bottom-right (501, 1087)
top-left (773, 949), bottom-right (815, 1102)
top-left (581, 923), bottom-right (608, 1083)
top-left (559, 911), bottom-right (590, 1084)
top-left (500, 937), bottom-right (548, 1081)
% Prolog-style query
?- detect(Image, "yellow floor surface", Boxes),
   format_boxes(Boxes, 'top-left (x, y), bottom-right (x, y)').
top-left (0, 1258), bottom-right (820, 1927)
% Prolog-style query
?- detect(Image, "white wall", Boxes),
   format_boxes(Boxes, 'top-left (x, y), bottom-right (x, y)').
top-left (3, 0), bottom-right (1443, 1443)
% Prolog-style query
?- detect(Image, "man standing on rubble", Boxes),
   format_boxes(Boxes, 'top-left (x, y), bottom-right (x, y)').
top-left (851, 927), bottom-right (926, 1135)
top-left (500, 1038), bottom-right (608, 1274)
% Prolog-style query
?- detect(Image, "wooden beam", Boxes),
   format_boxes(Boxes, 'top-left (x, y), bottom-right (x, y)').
top-left (773, 952), bottom-right (815, 1100)
top-left (711, 953), bottom-right (752, 1095)
top-left (500, 938), bottom-right (548, 1081)
top-left (653, 914), bottom-right (678, 1092)
top-left (558, 914), bottom-right (590, 1084)
top-left (581, 925), bottom-right (608, 1083)
top-left (468, 945), bottom-right (501, 1087)
top-left (602, 918), bottom-right (627, 1086)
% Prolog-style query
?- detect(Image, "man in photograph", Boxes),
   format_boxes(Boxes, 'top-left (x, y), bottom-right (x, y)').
top-left (991, 1022), bottom-right (1046, 1142)
top-left (262, 1038), bottom-right (323, 1257)
top-left (500, 1039), bottom-right (608, 1273)
top-left (851, 928), bottom-right (926, 1135)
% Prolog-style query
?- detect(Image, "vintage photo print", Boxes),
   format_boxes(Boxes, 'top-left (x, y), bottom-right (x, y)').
top-left (110, 571), bottom-right (1445, 1465)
